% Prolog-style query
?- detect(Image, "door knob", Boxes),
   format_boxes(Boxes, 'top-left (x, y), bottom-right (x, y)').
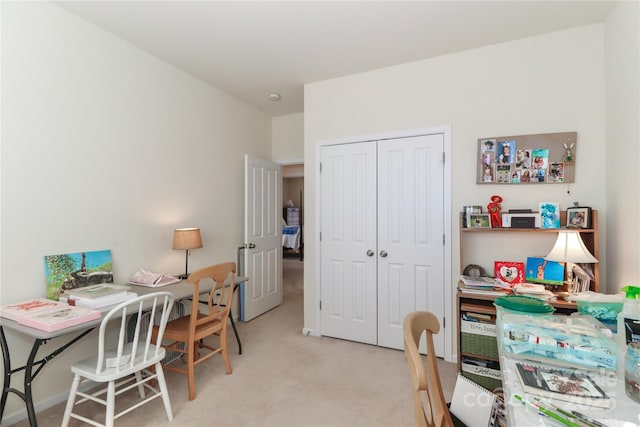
top-left (366, 250), bottom-right (374, 257)
top-left (248, 243), bottom-right (256, 249)
top-left (380, 250), bottom-right (388, 258)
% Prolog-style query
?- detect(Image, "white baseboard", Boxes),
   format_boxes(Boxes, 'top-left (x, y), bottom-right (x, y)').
top-left (302, 327), bottom-right (319, 337)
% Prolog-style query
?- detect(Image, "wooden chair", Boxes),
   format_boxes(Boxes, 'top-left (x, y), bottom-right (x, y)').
top-left (403, 311), bottom-right (465, 427)
top-left (153, 262), bottom-right (236, 400)
top-left (62, 292), bottom-right (175, 427)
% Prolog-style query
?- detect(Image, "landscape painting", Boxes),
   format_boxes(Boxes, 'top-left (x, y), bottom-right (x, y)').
top-left (44, 249), bottom-right (113, 300)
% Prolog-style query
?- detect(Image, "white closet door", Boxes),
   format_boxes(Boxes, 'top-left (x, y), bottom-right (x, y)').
top-left (377, 134), bottom-right (445, 353)
top-left (320, 142), bottom-right (378, 344)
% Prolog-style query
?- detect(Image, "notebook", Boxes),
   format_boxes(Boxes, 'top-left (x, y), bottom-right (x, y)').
top-left (449, 374), bottom-right (499, 427)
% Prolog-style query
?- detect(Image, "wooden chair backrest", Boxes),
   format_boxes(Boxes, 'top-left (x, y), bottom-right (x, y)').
top-left (403, 311), bottom-right (454, 427)
top-left (96, 291), bottom-right (174, 375)
top-left (187, 262), bottom-right (236, 330)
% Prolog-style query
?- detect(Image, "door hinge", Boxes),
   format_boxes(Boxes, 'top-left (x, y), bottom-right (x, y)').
top-left (442, 152), bottom-right (445, 164)
top-left (319, 301), bottom-right (322, 310)
top-left (319, 232), bottom-right (322, 241)
top-left (319, 162), bottom-right (322, 172)
top-left (443, 316), bottom-right (446, 329)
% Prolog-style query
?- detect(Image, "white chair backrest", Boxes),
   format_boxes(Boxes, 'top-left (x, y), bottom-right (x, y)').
top-left (95, 292), bottom-right (174, 374)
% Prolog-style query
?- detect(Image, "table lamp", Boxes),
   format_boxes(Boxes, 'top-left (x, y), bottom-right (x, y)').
top-left (544, 230), bottom-right (598, 294)
top-left (172, 227), bottom-right (203, 279)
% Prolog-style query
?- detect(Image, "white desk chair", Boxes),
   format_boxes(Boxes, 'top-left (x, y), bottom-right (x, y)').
top-left (62, 292), bottom-right (175, 427)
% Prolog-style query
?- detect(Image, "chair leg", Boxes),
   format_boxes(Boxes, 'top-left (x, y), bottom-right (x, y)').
top-left (105, 380), bottom-right (116, 427)
top-left (61, 374), bottom-right (80, 427)
top-left (155, 362), bottom-right (174, 421)
top-left (187, 340), bottom-right (196, 400)
top-left (135, 371), bottom-right (146, 398)
top-left (221, 330), bottom-right (232, 374)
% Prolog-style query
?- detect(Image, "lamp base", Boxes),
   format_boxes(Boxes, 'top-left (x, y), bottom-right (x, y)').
top-left (177, 273), bottom-right (188, 280)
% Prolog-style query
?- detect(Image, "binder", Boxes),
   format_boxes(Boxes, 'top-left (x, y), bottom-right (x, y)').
top-left (449, 374), bottom-right (499, 427)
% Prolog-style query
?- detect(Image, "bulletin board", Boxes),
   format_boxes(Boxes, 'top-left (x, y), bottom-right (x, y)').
top-left (477, 131), bottom-right (576, 185)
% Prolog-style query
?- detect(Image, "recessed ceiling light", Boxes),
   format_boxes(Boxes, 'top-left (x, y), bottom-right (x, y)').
top-left (268, 93), bottom-right (281, 102)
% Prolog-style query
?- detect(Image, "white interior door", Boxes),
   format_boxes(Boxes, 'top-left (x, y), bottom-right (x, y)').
top-left (377, 134), bottom-right (445, 353)
top-left (241, 155), bottom-right (283, 321)
top-left (320, 142), bottom-right (378, 344)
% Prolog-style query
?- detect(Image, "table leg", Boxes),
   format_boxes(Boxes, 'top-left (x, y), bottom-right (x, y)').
top-left (1, 327), bottom-right (11, 421)
top-left (228, 311), bottom-right (242, 355)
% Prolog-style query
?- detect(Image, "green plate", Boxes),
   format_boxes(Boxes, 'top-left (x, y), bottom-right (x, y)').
top-left (494, 295), bottom-right (554, 313)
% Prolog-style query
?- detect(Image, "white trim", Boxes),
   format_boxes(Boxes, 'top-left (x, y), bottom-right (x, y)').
top-left (315, 126), bottom-right (453, 362)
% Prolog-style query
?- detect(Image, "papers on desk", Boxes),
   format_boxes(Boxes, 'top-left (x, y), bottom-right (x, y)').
top-left (18, 305), bottom-right (101, 332)
top-left (128, 269), bottom-right (181, 287)
top-left (61, 283), bottom-right (137, 309)
top-left (0, 297), bottom-right (66, 322)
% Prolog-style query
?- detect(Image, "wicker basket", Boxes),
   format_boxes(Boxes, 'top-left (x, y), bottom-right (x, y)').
top-left (460, 319), bottom-right (498, 358)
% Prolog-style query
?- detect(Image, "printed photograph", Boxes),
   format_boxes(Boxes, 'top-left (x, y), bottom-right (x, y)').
top-left (497, 140), bottom-right (516, 164)
top-left (549, 162), bottom-right (564, 183)
top-left (515, 149), bottom-right (532, 169)
top-left (532, 148), bottom-right (549, 170)
top-left (496, 164), bottom-right (511, 183)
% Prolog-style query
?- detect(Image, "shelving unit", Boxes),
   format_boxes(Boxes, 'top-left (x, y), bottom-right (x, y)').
top-left (456, 210), bottom-right (599, 391)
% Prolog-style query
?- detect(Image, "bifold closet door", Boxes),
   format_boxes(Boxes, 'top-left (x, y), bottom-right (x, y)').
top-left (320, 142), bottom-right (378, 344)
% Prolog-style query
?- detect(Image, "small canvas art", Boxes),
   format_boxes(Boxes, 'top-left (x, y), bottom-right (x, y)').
top-left (44, 249), bottom-right (113, 300)
top-left (539, 202), bottom-right (560, 228)
top-left (525, 257), bottom-right (565, 285)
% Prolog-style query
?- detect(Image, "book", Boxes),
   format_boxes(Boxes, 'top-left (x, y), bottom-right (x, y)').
top-left (128, 269), bottom-right (181, 287)
top-left (460, 276), bottom-right (511, 290)
top-left (64, 291), bottom-right (138, 309)
top-left (514, 362), bottom-right (611, 408)
top-left (64, 283), bottom-right (130, 299)
top-left (0, 298), bottom-right (66, 322)
top-left (449, 373), bottom-right (499, 427)
top-left (458, 281), bottom-right (511, 296)
top-left (17, 305), bottom-right (101, 332)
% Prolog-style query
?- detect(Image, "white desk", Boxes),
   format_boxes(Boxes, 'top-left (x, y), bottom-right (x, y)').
top-left (0, 275), bottom-right (247, 427)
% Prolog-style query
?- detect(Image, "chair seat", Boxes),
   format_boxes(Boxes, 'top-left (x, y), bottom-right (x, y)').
top-left (164, 313), bottom-right (223, 339)
top-left (71, 343), bottom-right (166, 382)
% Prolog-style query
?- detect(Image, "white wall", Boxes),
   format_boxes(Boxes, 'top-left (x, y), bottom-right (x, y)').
top-left (304, 25), bottom-right (607, 339)
top-left (604, 1), bottom-right (640, 290)
top-left (272, 112), bottom-right (304, 163)
top-left (0, 2), bottom-right (271, 421)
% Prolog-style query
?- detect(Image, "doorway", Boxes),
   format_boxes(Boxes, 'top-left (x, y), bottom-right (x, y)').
top-left (282, 164), bottom-right (304, 307)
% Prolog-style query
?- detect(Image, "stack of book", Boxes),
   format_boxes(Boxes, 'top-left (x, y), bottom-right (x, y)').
top-left (458, 276), bottom-right (513, 295)
top-left (128, 269), bottom-right (181, 287)
top-left (62, 284), bottom-right (136, 309)
top-left (0, 298), bottom-right (101, 332)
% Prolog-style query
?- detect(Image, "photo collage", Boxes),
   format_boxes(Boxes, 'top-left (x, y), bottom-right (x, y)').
top-left (480, 139), bottom-right (564, 184)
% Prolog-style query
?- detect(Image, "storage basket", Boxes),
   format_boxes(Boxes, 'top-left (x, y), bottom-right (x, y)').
top-left (460, 318), bottom-right (498, 358)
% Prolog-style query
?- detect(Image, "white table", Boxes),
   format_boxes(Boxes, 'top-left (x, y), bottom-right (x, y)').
top-left (0, 275), bottom-right (247, 427)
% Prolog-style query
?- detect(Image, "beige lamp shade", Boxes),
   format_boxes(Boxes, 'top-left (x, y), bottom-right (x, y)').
top-left (172, 228), bottom-right (203, 250)
top-left (545, 230), bottom-right (598, 263)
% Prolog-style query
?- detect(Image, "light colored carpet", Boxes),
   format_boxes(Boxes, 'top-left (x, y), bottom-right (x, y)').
top-left (18, 255), bottom-right (457, 426)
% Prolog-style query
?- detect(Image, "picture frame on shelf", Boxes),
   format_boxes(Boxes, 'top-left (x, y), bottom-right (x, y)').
top-left (467, 213), bottom-right (491, 228)
top-left (462, 205), bottom-right (482, 228)
top-left (494, 261), bottom-right (525, 286)
top-left (566, 206), bottom-right (592, 229)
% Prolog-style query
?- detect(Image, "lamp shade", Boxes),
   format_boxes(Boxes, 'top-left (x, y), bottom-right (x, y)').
top-left (544, 230), bottom-right (598, 263)
top-left (172, 228), bottom-right (203, 250)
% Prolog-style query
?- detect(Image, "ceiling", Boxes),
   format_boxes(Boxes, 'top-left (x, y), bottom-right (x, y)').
top-left (55, 1), bottom-right (615, 117)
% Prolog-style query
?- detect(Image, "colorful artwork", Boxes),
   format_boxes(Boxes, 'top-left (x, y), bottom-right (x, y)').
top-left (525, 257), bottom-right (565, 285)
top-left (539, 202), bottom-right (560, 229)
top-left (44, 249), bottom-right (113, 300)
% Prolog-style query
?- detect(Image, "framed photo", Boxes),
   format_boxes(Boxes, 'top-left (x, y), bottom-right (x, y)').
top-left (462, 205), bottom-right (482, 228)
top-left (494, 261), bottom-right (525, 286)
top-left (467, 213), bottom-right (491, 228)
top-left (566, 206), bottom-right (592, 229)
top-left (525, 257), bottom-right (565, 286)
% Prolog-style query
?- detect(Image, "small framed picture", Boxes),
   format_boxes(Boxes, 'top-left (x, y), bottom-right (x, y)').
top-left (494, 261), bottom-right (525, 286)
top-left (467, 213), bottom-right (492, 228)
top-left (539, 202), bottom-right (560, 229)
top-left (566, 206), bottom-right (592, 229)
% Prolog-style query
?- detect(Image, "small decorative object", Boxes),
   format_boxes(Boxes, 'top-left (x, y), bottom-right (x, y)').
top-left (566, 206), bottom-right (592, 229)
top-left (487, 195), bottom-right (503, 228)
top-left (462, 264), bottom-right (489, 278)
top-left (539, 202), bottom-right (560, 229)
top-left (563, 142), bottom-right (575, 164)
top-left (525, 257), bottom-right (565, 286)
top-left (468, 213), bottom-right (491, 228)
top-left (494, 261), bottom-right (525, 286)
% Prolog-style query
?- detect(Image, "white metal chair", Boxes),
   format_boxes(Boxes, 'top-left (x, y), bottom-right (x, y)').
top-left (62, 292), bottom-right (175, 427)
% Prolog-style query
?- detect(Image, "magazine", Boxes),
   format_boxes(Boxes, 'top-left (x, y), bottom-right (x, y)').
top-left (128, 269), bottom-right (181, 287)
top-left (514, 363), bottom-right (611, 408)
top-left (0, 298), bottom-right (65, 322)
top-left (17, 305), bottom-right (101, 332)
